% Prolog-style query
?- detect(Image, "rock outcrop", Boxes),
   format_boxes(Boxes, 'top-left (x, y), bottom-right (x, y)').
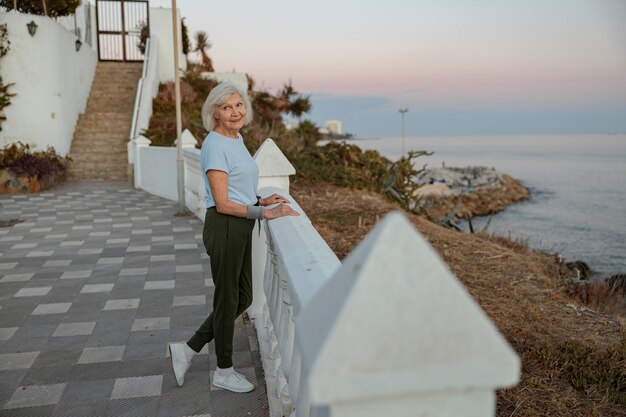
top-left (412, 166), bottom-right (530, 220)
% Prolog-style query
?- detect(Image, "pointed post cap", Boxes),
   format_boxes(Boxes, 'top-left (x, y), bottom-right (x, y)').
top-left (253, 138), bottom-right (296, 177)
top-left (176, 129), bottom-right (198, 148)
top-left (297, 211), bottom-right (520, 404)
top-left (133, 135), bottom-right (152, 146)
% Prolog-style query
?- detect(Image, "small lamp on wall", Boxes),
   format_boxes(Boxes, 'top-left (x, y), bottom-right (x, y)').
top-left (75, 39), bottom-right (82, 51)
top-left (27, 21), bottom-right (38, 37)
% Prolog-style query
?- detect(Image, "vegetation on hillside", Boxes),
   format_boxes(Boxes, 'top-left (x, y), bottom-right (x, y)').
top-left (143, 39), bottom-right (434, 212)
top-left (1, 0), bottom-right (81, 17)
top-left (144, 67), bottom-right (433, 213)
top-left (291, 181), bottom-right (626, 417)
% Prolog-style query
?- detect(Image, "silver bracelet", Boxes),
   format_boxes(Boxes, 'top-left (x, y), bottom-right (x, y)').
top-left (246, 205), bottom-right (265, 220)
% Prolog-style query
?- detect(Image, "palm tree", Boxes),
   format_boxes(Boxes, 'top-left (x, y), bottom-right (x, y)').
top-left (193, 31), bottom-right (214, 72)
top-left (295, 119), bottom-right (321, 149)
top-left (278, 81), bottom-right (311, 117)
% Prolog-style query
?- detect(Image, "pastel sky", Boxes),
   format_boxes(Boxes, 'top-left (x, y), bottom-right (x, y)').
top-left (148, 0), bottom-right (626, 137)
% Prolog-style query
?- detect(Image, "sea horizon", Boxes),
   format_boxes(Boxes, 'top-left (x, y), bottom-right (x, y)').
top-left (342, 133), bottom-right (626, 277)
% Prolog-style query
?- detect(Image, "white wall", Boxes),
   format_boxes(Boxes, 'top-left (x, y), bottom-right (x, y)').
top-left (149, 7), bottom-right (186, 82)
top-left (0, 11), bottom-right (97, 156)
top-left (136, 146), bottom-right (178, 201)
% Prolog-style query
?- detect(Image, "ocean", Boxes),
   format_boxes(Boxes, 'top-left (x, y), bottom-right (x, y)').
top-left (344, 134), bottom-right (626, 278)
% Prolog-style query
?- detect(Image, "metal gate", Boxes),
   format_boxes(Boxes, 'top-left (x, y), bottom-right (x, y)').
top-left (95, 0), bottom-right (149, 61)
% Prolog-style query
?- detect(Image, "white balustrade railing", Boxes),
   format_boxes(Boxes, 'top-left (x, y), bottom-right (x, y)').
top-left (183, 146), bottom-right (206, 221)
top-left (128, 36), bottom-right (160, 189)
top-left (129, 37), bottom-right (160, 142)
top-left (182, 138), bottom-right (520, 417)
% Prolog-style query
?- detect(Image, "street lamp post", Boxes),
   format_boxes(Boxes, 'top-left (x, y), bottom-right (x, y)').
top-left (399, 108), bottom-right (409, 156)
top-left (171, 0), bottom-right (185, 215)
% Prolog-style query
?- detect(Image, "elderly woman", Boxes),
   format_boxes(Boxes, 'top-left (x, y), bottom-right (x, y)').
top-left (169, 81), bottom-right (299, 393)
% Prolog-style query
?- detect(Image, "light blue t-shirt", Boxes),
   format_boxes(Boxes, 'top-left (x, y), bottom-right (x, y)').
top-left (200, 131), bottom-right (259, 208)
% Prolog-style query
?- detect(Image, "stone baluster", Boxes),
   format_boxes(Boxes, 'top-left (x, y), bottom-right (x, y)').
top-left (250, 138), bottom-right (295, 319)
top-left (297, 212), bottom-right (520, 417)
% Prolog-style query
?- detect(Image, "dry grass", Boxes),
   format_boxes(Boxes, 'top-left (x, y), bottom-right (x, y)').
top-left (290, 179), bottom-right (626, 417)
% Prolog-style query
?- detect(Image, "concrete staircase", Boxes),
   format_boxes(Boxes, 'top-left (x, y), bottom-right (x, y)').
top-left (69, 62), bottom-right (142, 181)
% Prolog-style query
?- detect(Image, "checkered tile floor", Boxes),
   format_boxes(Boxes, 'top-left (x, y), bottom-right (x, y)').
top-left (0, 182), bottom-right (268, 417)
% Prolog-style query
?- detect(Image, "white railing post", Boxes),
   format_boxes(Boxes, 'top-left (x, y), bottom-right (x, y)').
top-left (296, 212), bottom-right (520, 417)
top-left (249, 138), bottom-right (295, 319)
top-left (181, 131), bottom-right (204, 221)
top-left (176, 129), bottom-right (198, 149)
top-left (130, 135), bottom-right (151, 189)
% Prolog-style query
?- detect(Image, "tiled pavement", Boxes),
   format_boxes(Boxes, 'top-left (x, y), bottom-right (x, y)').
top-left (0, 182), bottom-right (269, 417)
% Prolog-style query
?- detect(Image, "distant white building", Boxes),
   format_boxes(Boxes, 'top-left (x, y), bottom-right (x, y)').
top-left (324, 120), bottom-right (342, 135)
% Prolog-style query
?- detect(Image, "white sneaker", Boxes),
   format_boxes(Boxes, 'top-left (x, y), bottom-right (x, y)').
top-left (169, 343), bottom-right (191, 387)
top-left (212, 370), bottom-right (254, 393)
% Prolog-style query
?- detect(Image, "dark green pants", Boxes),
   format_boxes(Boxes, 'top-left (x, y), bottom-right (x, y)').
top-left (187, 208), bottom-right (255, 368)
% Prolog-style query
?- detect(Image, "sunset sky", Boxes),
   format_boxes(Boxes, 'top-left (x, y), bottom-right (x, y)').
top-left (148, 0), bottom-right (626, 137)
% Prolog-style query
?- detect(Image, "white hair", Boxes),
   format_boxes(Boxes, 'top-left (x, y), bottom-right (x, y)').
top-left (201, 81), bottom-right (253, 132)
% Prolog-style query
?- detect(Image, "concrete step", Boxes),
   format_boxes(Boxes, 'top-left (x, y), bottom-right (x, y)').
top-left (69, 160), bottom-right (127, 170)
top-left (70, 150), bottom-right (127, 159)
top-left (90, 86), bottom-right (137, 96)
top-left (71, 136), bottom-right (127, 144)
top-left (69, 170), bottom-right (128, 181)
top-left (72, 132), bottom-right (128, 141)
top-left (72, 142), bottom-right (128, 150)
top-left (70, 147), bottom-right (127, 156)
top-left (70, 164), bottom-right (127, 171)
top-left (70, 155), bottom-right (127, 163)
top-left (95, 64), bottom-right (142, 74)
top-left (72, 131), bottom-right (128, 141)
top-left (74, 124), bottom-right (131, 134)
top-left (78, 111), bottom-right (133, 121)
top-left (85, 102), bottom-right (134, 111)
top-left (92, 75), bottom-right (140, 82)
top-left (71, 141), bottom-right (128, 152)
top-left (87, 91), bottom-right (137, 100)
top-left (74, 127), bottom-right (130, 136)
top-left (70, 159), bottom-right (127, 165)
top-left (86, 95), bottom-right (136, 103)
top-left (75, 118), bottom-right (131, 128)
top-left (70, 163), bottom-right (127, 173)
top-left (95, 65), bottom-right (142, 73)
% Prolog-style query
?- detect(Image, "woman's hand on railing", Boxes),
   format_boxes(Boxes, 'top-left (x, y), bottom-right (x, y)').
top-left (260, 193), bottom-right (290, 206)
top-left (264, 203), bottom-right (300, 220)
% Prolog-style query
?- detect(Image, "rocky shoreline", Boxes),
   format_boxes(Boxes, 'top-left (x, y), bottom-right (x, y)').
top-left (411, 166), bottom-right (626, 285)
top-left (411, 166), bottom-right (531, 220)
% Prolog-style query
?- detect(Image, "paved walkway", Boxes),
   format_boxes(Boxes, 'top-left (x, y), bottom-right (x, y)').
top-left (0, 182), bottom-right (268, 417)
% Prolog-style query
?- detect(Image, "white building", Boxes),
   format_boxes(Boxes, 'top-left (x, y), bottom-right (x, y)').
top-left (324, 120), bottom-right (342, 135)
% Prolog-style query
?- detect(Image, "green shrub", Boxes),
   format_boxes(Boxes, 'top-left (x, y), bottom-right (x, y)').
top-left (0, 142), bottom-right (71, 180)
top-left (0, 0), bottom-right (81, 17)
top-left (289, 141), bottom-right (432, 212)
top-left (143, 69), bottom-right (433, 212)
